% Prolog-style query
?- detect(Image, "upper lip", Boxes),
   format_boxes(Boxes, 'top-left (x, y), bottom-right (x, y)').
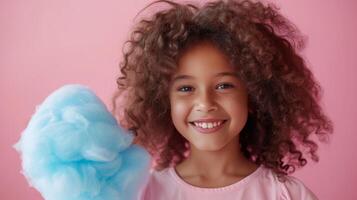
top-left (190, 119), bottom-right (227, 123)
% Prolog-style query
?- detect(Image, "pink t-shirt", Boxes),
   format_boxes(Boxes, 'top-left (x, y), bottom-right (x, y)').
top-left (138, 165), bottom-right (318, 200)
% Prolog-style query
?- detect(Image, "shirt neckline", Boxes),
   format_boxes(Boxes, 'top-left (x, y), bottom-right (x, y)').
top-left (169, 165), bottom-right (264, 192)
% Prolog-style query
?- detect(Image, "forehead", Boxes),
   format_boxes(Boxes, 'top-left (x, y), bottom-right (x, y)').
top-left (172, 42), bottom-right (237, 81)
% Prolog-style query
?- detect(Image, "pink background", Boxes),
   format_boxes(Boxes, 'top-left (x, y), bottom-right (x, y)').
top-left (1, 0), bottom-right (356, 199)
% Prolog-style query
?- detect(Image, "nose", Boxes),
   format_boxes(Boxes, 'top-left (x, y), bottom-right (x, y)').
top-left (194, 90), bottom-right (218, 113)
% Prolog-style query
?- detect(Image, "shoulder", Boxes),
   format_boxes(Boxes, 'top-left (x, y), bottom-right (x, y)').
top-left (138, 168), bottom-right (173, 200)
top-left (146, 167), bottom-right (172, 186)
top-left (269, 170), bottom-right (319, 200)
top-left (245, 166), bottom-right (318, 200)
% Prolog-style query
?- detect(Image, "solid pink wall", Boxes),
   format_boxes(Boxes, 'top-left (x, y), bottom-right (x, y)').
top-left (1, 0), bottom-right (356, 199)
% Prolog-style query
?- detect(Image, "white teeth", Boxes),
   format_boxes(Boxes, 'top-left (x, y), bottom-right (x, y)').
top-left (193, 121), bottom-right (224, 129)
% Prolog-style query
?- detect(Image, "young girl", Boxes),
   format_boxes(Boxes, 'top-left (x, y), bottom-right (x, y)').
top-left (111, 0), bottom-right (334, 199)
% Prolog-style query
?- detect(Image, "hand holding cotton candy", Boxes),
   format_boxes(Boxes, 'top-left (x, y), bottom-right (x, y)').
top-left (14, 84), bottom-right (151, 200)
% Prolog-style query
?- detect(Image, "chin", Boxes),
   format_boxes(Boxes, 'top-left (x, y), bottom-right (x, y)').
top-left (192, 141), bottom-right (228, 152)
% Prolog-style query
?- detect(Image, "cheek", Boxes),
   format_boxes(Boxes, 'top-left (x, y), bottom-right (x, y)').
top-left (227, 94), bottom-right (249, 128)
top-left (170, 98), bottom-right (190, 125)
top-left (230, 97), bottom-right (248, 114)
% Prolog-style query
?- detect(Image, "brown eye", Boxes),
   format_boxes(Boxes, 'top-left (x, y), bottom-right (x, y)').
top-left (216, 83), bottom-right (234, 90)
top-left (177, 86), bottom-right (194, 92)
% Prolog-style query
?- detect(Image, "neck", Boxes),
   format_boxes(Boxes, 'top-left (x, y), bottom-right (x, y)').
top-left (176, 137), bottom-right (257, 179)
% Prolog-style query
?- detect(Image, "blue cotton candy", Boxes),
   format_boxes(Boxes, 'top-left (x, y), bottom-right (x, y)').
top-left (14, 84), bottom-right (151, 200)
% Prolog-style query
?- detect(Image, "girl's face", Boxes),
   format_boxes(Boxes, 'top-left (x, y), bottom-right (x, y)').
top-left (169, 42), bottom-right (249, 151)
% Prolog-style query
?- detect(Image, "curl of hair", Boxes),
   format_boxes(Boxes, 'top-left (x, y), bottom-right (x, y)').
top-left (111, 0), bottom-right (333, 180)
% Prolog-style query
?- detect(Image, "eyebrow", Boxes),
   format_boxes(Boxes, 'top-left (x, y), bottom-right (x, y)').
top-left (172, 72), bottom-right (239, 82)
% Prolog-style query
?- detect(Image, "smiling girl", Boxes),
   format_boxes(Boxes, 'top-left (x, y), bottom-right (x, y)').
top-left (111, 0), bottom-right (334, 199)
top-left (169, 42), bottom-right (258, 189)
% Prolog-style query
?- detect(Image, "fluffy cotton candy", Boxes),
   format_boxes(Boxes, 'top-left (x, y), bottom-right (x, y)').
top-left (14, 84), bottom-right (151, 200)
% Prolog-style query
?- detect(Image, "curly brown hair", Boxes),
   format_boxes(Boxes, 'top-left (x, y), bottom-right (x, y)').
top-left (111, 0), bottom-right (333, 179)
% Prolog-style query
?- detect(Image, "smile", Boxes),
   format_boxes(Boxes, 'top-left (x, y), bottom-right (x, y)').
top-left (189, 120), bottom-right (228, 134)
